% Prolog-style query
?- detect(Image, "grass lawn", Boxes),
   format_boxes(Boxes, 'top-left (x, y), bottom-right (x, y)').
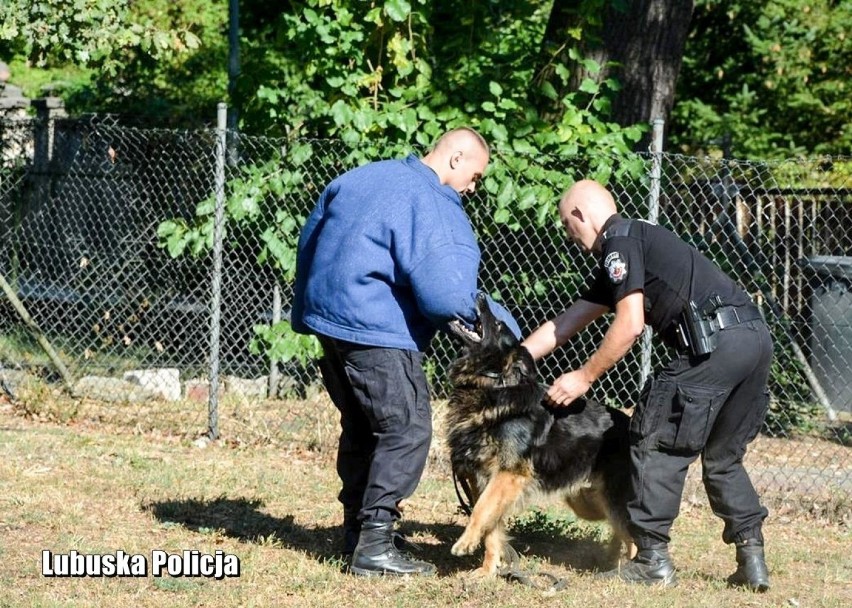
top-left (0, 393), bottom-right (849, 607)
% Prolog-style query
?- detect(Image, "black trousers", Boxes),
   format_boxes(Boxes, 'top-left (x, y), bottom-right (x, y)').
top-left (317, 336), bottom-right (432, 524)
top-left (628, 319), bottom-right (773, 547)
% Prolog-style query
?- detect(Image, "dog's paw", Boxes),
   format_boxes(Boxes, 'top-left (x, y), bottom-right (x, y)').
top-left (466, 566), bottom-right (495, 579)
top-left (451, 536), bottom-right (481, 556)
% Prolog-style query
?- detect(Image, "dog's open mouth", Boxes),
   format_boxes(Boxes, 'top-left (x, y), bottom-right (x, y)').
top-left (449, 319), bottom-right (482, 343)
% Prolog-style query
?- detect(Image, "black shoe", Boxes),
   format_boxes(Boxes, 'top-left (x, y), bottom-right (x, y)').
top-left (350, 521), bottom-right (436, 577)
top-left (341, 525), bottom-right (420, 558)
top-left (727, 539), bottom-right (770, 592)
top-left (598, 544), bottom-right (677, 587)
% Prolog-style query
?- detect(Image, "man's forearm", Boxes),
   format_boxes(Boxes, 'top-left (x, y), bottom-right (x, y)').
top-left (579, 291), bottom-right (646, 382)
top-left (523, 300), bottom-right (608, 360)
top-left (579, 318), bottom-right (642, 383)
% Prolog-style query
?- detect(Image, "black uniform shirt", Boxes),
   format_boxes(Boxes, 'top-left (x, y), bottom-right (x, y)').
top-left (581, 215), bottom-right (750, 346)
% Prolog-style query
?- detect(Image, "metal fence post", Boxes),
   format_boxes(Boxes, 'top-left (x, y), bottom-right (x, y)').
top-left (268, 284), bottom-right (281, 399)
top-left (640, 118), bottom-right (665, 385)
top-left (208, 103), bottom-right (228, 439)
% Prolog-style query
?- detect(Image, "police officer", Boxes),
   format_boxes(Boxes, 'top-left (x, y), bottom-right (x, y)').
top-left (523, 180), bottom-right (772, 590)
top-left (293, 128), bottom-right (520, 577)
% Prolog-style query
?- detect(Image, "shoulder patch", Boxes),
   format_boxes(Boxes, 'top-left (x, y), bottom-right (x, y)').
top-left (604, 251), bottom-right (628, 284)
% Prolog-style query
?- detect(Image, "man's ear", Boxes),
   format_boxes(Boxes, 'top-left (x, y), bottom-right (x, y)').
top-left (449, 150), bottom-right (463, 169)
top-left (571, 207), bottom-right (584, 222)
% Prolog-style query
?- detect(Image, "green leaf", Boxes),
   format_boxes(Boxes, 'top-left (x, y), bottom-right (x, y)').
top-left (578, 78), bottom-right (600, 95)
top-left (512, 139), bottom-right (537, 155)
top-left (184, 32), bottom-right (200, 50)
top-left (518, 188), bottom-right (538, 210)
top-left (384, 0), bottom-right (412, 22)
top-left (604, 77), bottom-right (621, 92)
top-left (401, 108), bottom-right (418, 134)
top-left (496, 179), bottom-right (515, 208)
top-left (303, 8), bottom-right (319, 24)
top-left (489, 81), bottom-right (503, 97)
top-left (152, 31), bottom-right (170, 50)
top-left (581, 58), bottom-right (601, 75)
top-left (196, 197), bottom-right (215, 216)
top-left (290, 142), bottom-right (313, 166)
top-left (341, 128), bottom-right (361, 147)
top-left (494, 208), bottom-right (511, 224)
top-left (330, 100), bottom-right (354, 126)
top-left (536, 203), bottom-right (552, 228)
top-left (156, 220), bottom-right (179, 239)
top-left (539, 82), bottom-right (558, 100)
top-left (490, 123), bottom-right (509, 143)
top-left (165, 234), bottom-right (187, 258)
top-left (365, 7), bottom-right (383, 24)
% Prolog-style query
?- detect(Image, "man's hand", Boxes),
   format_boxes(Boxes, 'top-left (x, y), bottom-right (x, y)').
top-left (545, 370), bottom-right (593, 407)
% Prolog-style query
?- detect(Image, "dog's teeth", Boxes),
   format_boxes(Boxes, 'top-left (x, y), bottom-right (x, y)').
top-left (450, 320), bottom-right (482, 342)
top-left (465, 328), bottom-right (482, 342)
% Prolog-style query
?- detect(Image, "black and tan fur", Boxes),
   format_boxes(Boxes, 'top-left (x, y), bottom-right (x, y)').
top-left (446, 294), bottom-right (636, 575)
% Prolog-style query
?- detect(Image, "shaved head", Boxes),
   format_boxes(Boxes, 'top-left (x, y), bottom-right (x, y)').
top-left (558, 180), bottom-right (619, 252)
top-left (421, 127), bottom-right (490, 195)
top-left (432, 127), bottom-right (490, 157)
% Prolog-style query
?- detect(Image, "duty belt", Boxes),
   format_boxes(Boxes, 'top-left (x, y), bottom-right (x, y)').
top-left (671, 302), bottom-right (763, 356)
top-left (714, 304), bottom-right (763, 329)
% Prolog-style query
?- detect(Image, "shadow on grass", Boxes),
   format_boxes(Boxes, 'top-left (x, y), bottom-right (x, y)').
top-left (142, 496), bottom-right (615, 577)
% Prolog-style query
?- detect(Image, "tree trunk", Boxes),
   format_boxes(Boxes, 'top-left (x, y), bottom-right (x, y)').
top-left (534, 0), bottom-right (694, 147)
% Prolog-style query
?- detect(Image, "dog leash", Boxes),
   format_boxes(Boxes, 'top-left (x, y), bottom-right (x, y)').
top-left (452, 468), bottom-right (473, 516)
top-left (496, 540), bottom-right (569, 592)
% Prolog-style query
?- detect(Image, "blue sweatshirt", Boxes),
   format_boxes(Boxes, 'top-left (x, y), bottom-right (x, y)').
top-left (292, 154), bottom-right (517, 351)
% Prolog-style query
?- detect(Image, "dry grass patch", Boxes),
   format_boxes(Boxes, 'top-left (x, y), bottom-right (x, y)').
top-left (0, 395), bottom-right (849, 607)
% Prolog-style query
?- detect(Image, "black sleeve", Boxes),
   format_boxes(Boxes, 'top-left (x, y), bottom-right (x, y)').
top-left (582, 236), bottom-right (644, 306)
top-left (580, 269), bottom-right (614, 309)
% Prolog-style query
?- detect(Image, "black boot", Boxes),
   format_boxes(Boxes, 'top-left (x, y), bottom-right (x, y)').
top-left (727, 539), bottom-right (770, 592)
top-left (350, 521), bottom-right (436, 577)
top-left (598, 543), bottom-right (677, 587)
top-left (342, 520), bottom-right (420, 558)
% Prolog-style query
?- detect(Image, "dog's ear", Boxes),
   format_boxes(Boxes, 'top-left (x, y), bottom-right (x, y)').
top-left (503, 348), bottom-right (536, 384)
top-left (496, 322), bottom-right (519, 351)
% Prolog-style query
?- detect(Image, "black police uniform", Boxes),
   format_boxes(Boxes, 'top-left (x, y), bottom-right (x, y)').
top-left (582, 214), bottom-right (772, 549)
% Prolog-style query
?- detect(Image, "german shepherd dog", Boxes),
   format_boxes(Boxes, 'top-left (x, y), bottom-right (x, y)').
top-left (446, 294), bottom-right (635, 575)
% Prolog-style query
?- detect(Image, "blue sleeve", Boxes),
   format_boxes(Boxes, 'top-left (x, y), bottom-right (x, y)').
top-left (408, 246), bottom-right (480, 326)
top-left (407, 244), bottom-right (521, 339)
top-left (291, 185), bottom-right (333, 334)
top-left (484, 296), bottom-right (522, 339)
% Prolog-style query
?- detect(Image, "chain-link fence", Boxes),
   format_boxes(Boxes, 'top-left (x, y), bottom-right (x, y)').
top-left (0, 110), bottom-right (849, 503)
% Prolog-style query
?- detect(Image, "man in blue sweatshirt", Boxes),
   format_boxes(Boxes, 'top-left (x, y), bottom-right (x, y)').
top-left (293, 127), bottom-right (520, 577)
